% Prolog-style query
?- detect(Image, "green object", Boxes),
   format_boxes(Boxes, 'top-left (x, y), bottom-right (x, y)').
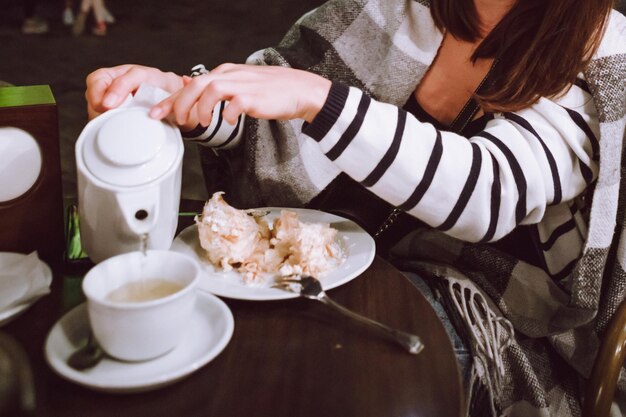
top-left (61, 275), bottom-right (86, 311)
top-left (65, 205), bottom-right (89, 261)
top-left (0, 85), bottom-right (55, 108)
top-left (179, 212), bottom-right (200, 217)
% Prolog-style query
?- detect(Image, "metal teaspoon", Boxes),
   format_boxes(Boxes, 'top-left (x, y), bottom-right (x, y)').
top-left (66, 332), bottom-right (104, 370)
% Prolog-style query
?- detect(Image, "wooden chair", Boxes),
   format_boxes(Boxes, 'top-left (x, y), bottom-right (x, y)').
top-left (584, 297), bottom-right (626, 416)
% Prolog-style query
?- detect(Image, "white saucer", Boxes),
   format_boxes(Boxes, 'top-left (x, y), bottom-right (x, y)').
top-left (44, 291), bottom-right (234, 393)
top-left (0, 301), bottom-right (38, 327)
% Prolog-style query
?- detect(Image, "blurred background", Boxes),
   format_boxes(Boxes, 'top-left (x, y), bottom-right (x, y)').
top-left (0, 0), bottom-right (625, 202)
top-left (0, 0), bottom-right (325, 201)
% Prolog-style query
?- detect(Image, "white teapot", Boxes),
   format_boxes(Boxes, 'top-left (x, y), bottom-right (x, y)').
top-left (75, 105), bottom-right (183, 263)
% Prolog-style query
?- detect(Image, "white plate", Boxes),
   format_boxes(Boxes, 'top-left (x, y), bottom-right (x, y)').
top-left (0, 252), bottom-right (52, 327)
top-left (171, 208), bottom-right (376, 301)
top-left (44, 291), bottom-right (234, 393)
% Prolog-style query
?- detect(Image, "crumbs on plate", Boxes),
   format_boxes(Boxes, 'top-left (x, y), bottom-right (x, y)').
top-left (196, 192), bottom-right (344, 286)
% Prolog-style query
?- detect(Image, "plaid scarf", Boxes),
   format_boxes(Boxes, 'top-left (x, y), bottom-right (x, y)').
top-left (216, 1), bottom-right (626, 415)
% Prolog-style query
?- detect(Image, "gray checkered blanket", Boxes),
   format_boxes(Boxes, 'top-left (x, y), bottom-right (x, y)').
top-left (222, 1), bottom-right (626, 415)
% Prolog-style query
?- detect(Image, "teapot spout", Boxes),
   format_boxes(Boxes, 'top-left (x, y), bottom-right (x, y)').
top-left (115, 187), bottom-right (160, 237)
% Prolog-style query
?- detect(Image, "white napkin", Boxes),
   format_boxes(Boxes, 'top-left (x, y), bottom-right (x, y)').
top-left (0, 252), bottom-right (51, 311)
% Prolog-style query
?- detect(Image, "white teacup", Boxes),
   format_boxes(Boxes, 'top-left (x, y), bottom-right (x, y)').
top-left (82, 250), bottom-right (199, 361)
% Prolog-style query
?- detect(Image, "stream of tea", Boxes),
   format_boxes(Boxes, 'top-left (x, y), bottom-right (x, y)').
top-left (140, 233), bottom-right (148, 256)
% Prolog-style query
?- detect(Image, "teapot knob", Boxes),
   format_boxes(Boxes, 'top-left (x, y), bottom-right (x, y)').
top-left (97, 110), bottom-right (166, 166)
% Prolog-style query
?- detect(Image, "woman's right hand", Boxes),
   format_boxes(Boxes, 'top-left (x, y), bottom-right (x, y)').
top-left (85, 64), bottom-right (184, 120)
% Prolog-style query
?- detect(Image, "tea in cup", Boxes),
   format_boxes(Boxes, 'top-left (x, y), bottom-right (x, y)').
top-left (82, 250), bottom-right (199, 361)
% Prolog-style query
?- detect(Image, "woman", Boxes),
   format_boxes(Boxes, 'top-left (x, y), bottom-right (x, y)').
top-left (85, 0), bottom-right (625, 415)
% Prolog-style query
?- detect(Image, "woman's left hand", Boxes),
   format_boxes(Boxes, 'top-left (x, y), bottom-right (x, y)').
top-left (149, 64), bottom-right (332, 126)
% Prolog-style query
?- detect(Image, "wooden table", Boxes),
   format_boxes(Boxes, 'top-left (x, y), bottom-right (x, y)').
top-left (2, 217), bottom-right (464, 417)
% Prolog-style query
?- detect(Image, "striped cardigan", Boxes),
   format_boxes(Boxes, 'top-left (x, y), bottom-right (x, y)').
top-left (300, 81), bottom-right (598, 282)
top-left (187, 1), bottom-right (626, 415)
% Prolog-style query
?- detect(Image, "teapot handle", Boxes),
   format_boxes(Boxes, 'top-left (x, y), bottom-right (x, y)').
top-left (115, 187), bottom-right (160, 237)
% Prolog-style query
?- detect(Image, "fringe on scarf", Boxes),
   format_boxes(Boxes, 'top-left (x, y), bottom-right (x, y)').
top-left (437, 277), bottom-right (515, 417)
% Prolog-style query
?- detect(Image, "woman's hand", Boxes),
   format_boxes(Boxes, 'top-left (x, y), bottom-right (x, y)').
top-left (85, 64), bottom-right (184, 120)
top-left (149, 64), bottom-right (332, 126)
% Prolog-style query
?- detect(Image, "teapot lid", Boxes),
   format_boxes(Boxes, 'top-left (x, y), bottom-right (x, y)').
top-left (80, 108), bottom-right (181, 187)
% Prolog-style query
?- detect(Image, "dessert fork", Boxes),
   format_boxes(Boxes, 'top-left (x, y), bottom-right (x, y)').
top-left (273, 275), bottom-right (424, 355)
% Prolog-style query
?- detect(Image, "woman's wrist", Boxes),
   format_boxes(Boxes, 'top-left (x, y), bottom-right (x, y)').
top-left (301, 82), bottom-right (349, 141)
top-left (301, 74), bottom-right (332, 123)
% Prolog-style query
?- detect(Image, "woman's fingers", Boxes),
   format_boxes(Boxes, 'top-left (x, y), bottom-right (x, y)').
top-left (152, 76), bottom-right (267, 125)
top-left (150, 67), bottom-right (259, 124)
top-left (85, 72), bottom-right (115, 114)
top-left (150, 93), bottom-right (176, 120)
top-left (148, 65), bottom-right (331, 126)
top-left (222, 95), bottom-right (249, 125)
top-left (85, 77), bottom-right (111, 115)
top-left (87, 104), bottom-right (98, 120)
top-left (171, 77), bottom-right (215, 124)
top-left (162, 94), bottom-right (205, 131)
top-left (88, 65), bottom-right (182, 111)
top-left (152, 75), bottom-right (224, 125)
top-left (85, 65), bottom-right (136, 112)
top-left (196, 86), bottom-right (227, 126)
top-left (183, 105), bottom-right (202, 131)
top-left (101, 66), bottom-right (153, 109)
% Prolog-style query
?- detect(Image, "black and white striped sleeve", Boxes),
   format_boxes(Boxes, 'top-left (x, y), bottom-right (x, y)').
top-left (180, 101), bottom-right (244, 149)
top-left (302, 82), bottom-right (599, 243)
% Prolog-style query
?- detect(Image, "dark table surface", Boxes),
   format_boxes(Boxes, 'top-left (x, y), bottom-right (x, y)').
top-left (2, 210), bottom-right (464, 417)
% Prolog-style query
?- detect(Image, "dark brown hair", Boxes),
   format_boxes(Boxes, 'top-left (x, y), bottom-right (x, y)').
top-left (430, 0), bottom-right (614, 112)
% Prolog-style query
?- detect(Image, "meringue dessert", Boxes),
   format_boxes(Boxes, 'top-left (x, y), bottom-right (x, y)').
top-left (196, 192), bottom-right (344, 285)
